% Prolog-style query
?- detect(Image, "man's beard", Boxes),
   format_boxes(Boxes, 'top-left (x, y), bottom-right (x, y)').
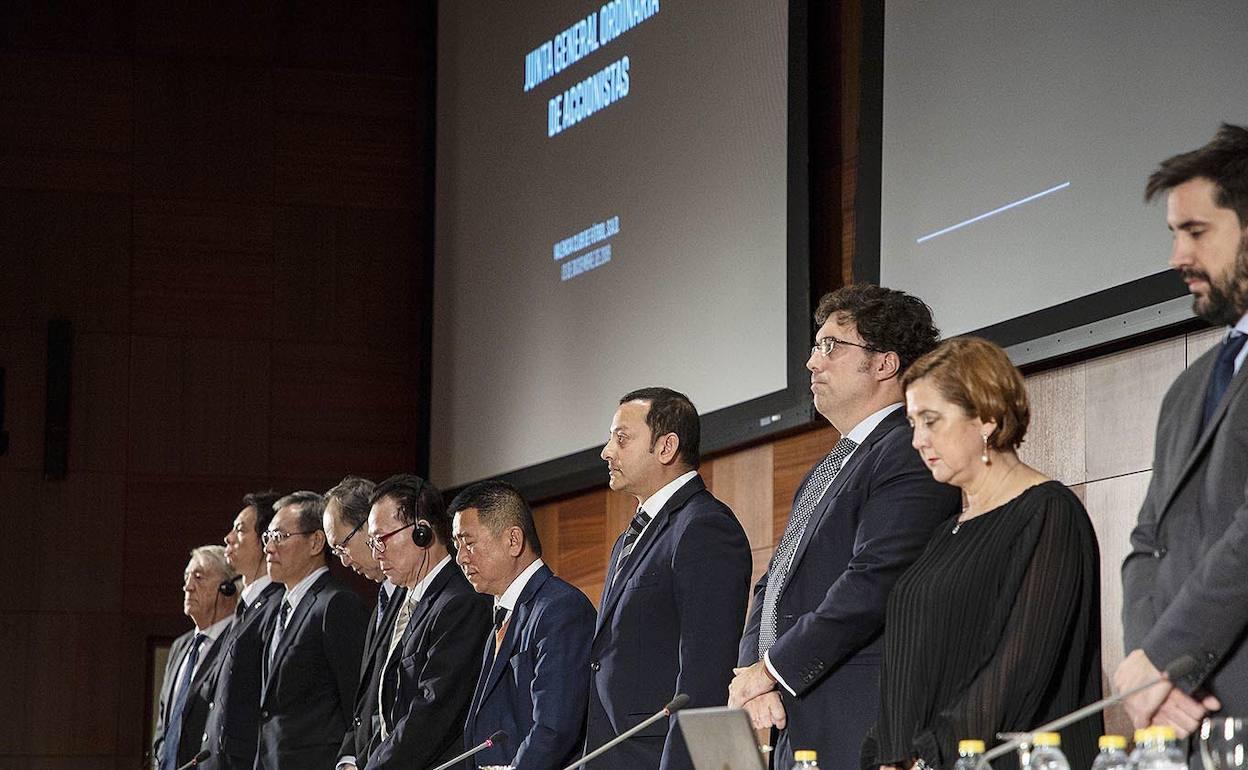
top-left (1183, 232), bottom-right (1248, 326)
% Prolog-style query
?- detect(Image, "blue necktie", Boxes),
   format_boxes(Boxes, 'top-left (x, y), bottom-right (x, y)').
top-left (1203, 331), bottom-right (1246, 431)
top-left (162, 633), bottom-right (207, 770)
top-left (375, 585), bottom-right (390, 632)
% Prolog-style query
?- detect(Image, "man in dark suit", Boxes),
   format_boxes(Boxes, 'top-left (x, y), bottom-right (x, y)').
top-left (587, 387), bottom-right (752, 770)
top-left (363, 474), bottom-right (492, 770)
top-left (322, 476), bottom-right (407, 770)
top-left (255, 491), bottom-right (367, 770)
top-left (1118, 124), bottom-right (1248, 742)
top-left (205, 491), bottom-right (286, 770)
top-left (154, 545), bottom-right (239, 770)
top-left (728, 285), bottom-right (959, 770)
top-left (451, 480), bottom-right (596, 770)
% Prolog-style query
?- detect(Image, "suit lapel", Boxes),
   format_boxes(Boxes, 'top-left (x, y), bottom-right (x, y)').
top-left (161, 633), bottom-right (192, 725)
top-left (595, 476), bottom-right (704, 636)
top-left (189, 630), bottom-right (227, 691)
top-left (357, 585), bottom-right (406, 703)
top-left (1159, 351), bottom-right (1248, 519)
top-left (787, 410), bottom-right (904, 576)
top-left (265, 572), bottom-right (330, 698)
top-left (477, 566), bottom-right (551, 707)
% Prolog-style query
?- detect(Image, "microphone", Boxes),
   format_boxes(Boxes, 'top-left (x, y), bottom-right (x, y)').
top-left (429, 730), bottom-right (508, 770)
top-left (176, 749), bottom-right (211, 770)
top-left (977, 656), bottom-right (1197, 768)
top-left (562, 694), bottom-right (691, 770)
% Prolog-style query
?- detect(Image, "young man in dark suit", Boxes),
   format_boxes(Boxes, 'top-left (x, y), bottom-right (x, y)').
top-left (586, 387), bottom-right (753, 770)
top-left (452, 480), bottom-right (596, 770)
top-left (254, 491), bottom-right (367, 770)
top-left (322, 476), bottom-right (407, 770)
top-left (204, 491), bottom-right (286, 770)
top-left (1118, 124), bottom-right (1248, 743)
top-left (154, 545), bottom-right (239, 770)
top-left (729, 285), bottom-right (959, 770)
top-left (363, 475), bottom-right (492, 770)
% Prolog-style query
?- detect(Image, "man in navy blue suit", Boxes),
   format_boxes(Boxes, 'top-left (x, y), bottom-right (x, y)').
top-left (728, 285), bottom-right (959, 770)
top-left (586, 387), bottom-right (752, 770)
top-left (452, 480), bottom-right (596, 770)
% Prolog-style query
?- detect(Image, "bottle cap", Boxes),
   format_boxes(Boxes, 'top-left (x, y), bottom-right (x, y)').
top-left (1153, 726), bottom-right (1177, 742)
top-left (1033, 732), bottom-right (1061, 747)
top-left (1099, 735), bottom-right (1127, 750)
top-left (794, 751), bottom-right (818, 762)
top-left (959, 740), bottom-right (987, 755)
top-left (1133, 727), bottom-right (1154, 743)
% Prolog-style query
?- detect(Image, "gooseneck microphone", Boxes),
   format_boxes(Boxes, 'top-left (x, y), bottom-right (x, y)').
top-left (429, 730), bottom-right (508, 770)
top-left (176, 749), bottom-right (211, 770)
top-left (977, 655), bottom-right (1197, 768)
top-left (562, 694), bottom-right (691, 770)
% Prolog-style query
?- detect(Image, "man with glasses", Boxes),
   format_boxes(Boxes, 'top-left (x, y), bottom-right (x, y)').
top-left (322, 476), bottom-right (407, 770)
top-left (362, 474), bottom-right (491, 770)
top-left (255, 491), bottom-right (367, 770)
top-left (727, 284), bottom-right (959, 770)
top-left (205, 490), bottom-right (286, 770)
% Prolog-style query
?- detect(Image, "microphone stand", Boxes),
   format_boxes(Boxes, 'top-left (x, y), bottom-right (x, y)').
top-left (561, 695), bottom-right (691, 770)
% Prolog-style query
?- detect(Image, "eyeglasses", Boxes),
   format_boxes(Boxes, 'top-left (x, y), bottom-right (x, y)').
top-left (366, 523), bottom-right (415, 555)
top-left (811, 335), bottom-right (881, 357)
top-left (330, 518), bottom-right (367, 558)
top-left (261, 529), bottom-right (319, 547)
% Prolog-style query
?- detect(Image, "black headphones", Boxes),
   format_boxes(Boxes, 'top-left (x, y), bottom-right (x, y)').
top-left (409, 476), bottom-right (434, 548)
top-left (218, 573), bottom-right (243, 597)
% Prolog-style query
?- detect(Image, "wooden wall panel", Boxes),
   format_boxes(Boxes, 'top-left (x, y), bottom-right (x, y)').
top-left (1084, 337), bottom-right (1184, 482)
top-left (0, 328), bottom-right (46, 472)
top-left (130, 198), bottom-right (275, 340)
top-left (1020, 363), bottom-right (1088, 485)
top-left (133, 60), bottom-right (274, 201)
top-left (709, 443), bottom-right (774, 550)
top-left (0, 189), bottom-right (131, 333)
top-left (1081, 471), bottom-right (1153, 740)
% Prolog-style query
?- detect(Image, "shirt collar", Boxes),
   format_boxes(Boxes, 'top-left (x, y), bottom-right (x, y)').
top-left (639, 469), bottom-right (699, 518)
top-left (196, 614), bottom-right (234, 640)
top-left (240, 574), bottom-right (273, 606)
top-left (382, 578), bottom-right (398, 598)
top-left (1231, 312), bottom-right (1248, 337)
top-left (408, 554), bottom-right (453, 603)
top-left (280, 565), bottom-right (328, 615)
top-left (843, 402), bottom-right (904, 445)
top-left (495, 558), bottom-right (545, 613)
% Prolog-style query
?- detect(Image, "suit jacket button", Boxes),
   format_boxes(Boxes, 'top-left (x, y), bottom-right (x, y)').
top-left (1153, 548), bottom-right (1167, 558)
top-left (261, 710), bottom-right (270, 720)
top-left (208, 701), bottom-right (214, 709)
top-left (590, 661), bottom-right (601, 671)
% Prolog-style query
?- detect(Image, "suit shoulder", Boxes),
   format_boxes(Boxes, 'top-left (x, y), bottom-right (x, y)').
top-left (539, 574), bottom-right (596, 614)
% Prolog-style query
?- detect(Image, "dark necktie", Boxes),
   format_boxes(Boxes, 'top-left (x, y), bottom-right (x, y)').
top-left (493, 606), bottom-right (510, 654)
top-left (162, 633), bottom-right (208, 770)
top-left (759, 435), bottom-right (858, 656)
top-left (235, 598), bottom-right (247, 622)
top-left (1203, 331), bottom-right (1246, 431)
top-left (375, 585), bottom-right (390, 632)
top-left (264, 600), bottom-right (292, 686)
top-left (611, 507), bottom-right (652, 587)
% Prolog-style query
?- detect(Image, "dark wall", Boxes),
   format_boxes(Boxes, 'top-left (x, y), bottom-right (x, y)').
top-left (0, 3), bottom-right (435, 766)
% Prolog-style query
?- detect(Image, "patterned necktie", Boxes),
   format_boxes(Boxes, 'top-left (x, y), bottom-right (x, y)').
top-left (611, 506), bottom-right (652, 588)
top-left (375, 584), bottom-right (390, 632)
top-left (162, 633), bottom-right (208, 770)
top-left (265, 600), bottom-right (292, 684)
top-left (1203, 331), bottom-right (1246, 431)
top-left (380, 593), bottom-right (418, 737)
top-left (758, 436), bottom-right (858, 657)
top-left (493, 605), bottom-right (510, 654)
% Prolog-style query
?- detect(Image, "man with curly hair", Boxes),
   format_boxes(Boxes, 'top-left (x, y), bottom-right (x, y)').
top-left (729, 284), bottom-right (960, 770)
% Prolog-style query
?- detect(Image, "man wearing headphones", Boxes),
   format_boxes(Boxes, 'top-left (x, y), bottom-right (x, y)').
top-left (363, 474), bottom-right (492, 770)
top-left (254, 491), bottom-right (367, 770)
top-left (154, 545), bottom-right (239, 770)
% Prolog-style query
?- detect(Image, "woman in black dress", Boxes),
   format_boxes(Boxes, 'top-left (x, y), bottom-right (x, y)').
top-left (861, 337), bottom-right (1102, 770)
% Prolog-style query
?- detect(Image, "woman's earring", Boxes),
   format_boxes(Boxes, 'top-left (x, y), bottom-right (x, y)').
top-left (981, 434), bottom-right (990, 465)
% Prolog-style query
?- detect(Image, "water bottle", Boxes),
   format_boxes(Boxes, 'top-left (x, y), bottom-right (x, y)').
top-left (1091, 735), bottom-right (1128, 770)
top-left (1128, 728), bottom-right (1153, 770)
top-left (954, 739), bottom-right (987, 770)
top-left (1134, 726), bottom-right (1185, 770)
top-left (1027, 732), bottom-right (1071, 770)
top-left (792, 750), bottom-right (820, 770)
